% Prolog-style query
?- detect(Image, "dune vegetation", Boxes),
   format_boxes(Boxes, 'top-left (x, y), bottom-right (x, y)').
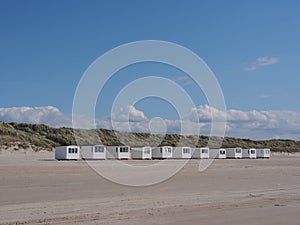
top-left (0, 121), bottom-right (299, 152)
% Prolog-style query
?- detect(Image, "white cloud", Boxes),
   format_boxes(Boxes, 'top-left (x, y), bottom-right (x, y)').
top-left (171, 75), bottom-right (193, 86)
top-left (257, 56), bottom-right (279, 66)
top-left (189, 104), bottom-right (227, 122)
top-left (231, 109), bottom-right (300, 139)
top-left (185, 105), bottom-right (300, 139)
top-left (0, 106), bottom-right (72, 127)
top-left (244, 65), bottom-right (257, 71)
top-left (260, 94), bottom-right (272, 99)
top-left (1, 105), bottom-right (300, 140)
top-left (111, 105), bottom-right (147, 122)
top-left (244, 56), bottom-right (279, 71)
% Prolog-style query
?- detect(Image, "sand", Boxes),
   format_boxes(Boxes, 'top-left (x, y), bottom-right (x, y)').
top-left (0, 150), bottom-right (300, 225)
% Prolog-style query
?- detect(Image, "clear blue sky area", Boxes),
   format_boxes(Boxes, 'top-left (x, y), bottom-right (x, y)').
top-left (1, 0), bottom-right (300, 117)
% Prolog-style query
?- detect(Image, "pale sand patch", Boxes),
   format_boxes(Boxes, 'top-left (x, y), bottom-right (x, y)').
top-left (0, 151), bottom-right (300, 225)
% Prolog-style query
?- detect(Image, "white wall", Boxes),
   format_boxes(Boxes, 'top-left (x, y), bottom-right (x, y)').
top-left (152, 146), bottom-right (173, 159)
top-left (131, 146), bottom-right (152, 159)
top-left (55, 146), bottom-right (80, 160)
top-left (173, 147), bottom-right (191, 159)
top-left (106, 146), bottom-right (130, 159)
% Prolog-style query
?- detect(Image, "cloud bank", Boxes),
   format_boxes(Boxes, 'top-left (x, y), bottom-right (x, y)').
top-left (0, 106), bottom-right (72, 127)
top-left (0, 105), bottom-right (300, 140)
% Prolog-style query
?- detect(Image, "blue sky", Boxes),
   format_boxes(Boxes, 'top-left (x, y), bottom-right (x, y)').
top-left (1, 0), bottom-right (300, 139)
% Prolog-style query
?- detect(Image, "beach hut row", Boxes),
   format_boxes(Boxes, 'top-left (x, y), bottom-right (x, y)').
top-left (54, 145), bottom-right (270, 160)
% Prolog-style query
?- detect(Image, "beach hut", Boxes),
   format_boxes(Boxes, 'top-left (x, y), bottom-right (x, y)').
top-left (256, 148), bottom-right (270, 158)
top-left (55, 145), bottom-right (80, 160)
top-left (81, 145), bottom-right (106, 160)
top-left (226, 148), bottom-right (242, 159)
top-left (242, 148), bottom-right (257, 159)
top-left (131, 146), bottom-right (152, 160)
top-left (209, 148), bottom-right (226, 159)
top-left (106, 146), bottom-right (131, 159)
top-left (173, 147), bottom-right (192, 159)
top-left (192, 147), bottom-right (209, 159)
top-left (152, 146), bottom-right (173, 159)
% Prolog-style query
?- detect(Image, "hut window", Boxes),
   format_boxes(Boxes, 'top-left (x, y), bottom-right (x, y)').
top-left (250, 149), bottom-right (255, 154)
top-left (144, 148), bottom-right (150, 154)
top-left (95, 146), bottom-right (104, 152)
top-left (69, 148), bottom-right (77, 154)
top-left (220, 150), bottom-right (225, 155)
top-left (183, 148), bottom-right (190, 154)
top-left (120, 147), bottom-right (128, 153)
top-left (202, 149), bottom-right (208, 153)
top-left (236, 149), bottom-right (241, 153)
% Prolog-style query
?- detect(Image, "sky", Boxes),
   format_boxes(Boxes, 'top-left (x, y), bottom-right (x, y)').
top-left (1, 0), bottom-right (300, 140)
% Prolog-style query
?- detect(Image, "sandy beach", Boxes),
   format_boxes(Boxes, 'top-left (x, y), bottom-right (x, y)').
top-left (1, 150), bottom-right (300, 225)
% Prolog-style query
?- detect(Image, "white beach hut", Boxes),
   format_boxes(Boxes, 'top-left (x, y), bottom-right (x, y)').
top-left (209, 148), bottom-right (226, 159)
top-left (226, 148), bottom-right (242, 159)
top-left (81, 145), bottom-right (106, 160)
top-left (152, 146), bottom-right (173, 159)
top-left (106, 146), bottom-right (131, 160)
top-left (131, 146), bottom-right (152, 160)
top-left (55, 145), bottom-right (80, 160)
top-left (192, 147), bottom-right (209, 159)
top-left (242, 148), bottom-right (257, 159)
top-left (256, 148), bottom-right (270, 158)
top-left (173, 147), bottom-right (192, 159)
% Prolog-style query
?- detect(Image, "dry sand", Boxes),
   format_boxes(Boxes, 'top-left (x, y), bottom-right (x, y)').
top-left (1, 150), bottom-right (300, 225)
